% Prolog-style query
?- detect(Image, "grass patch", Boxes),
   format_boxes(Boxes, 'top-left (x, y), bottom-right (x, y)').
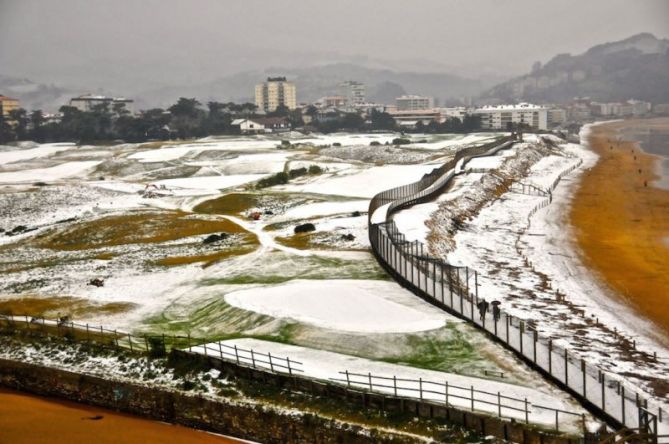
top-left (0, 296), bottom-right (136, 319)
top-left (35, 211), bottom-right (249, 251)
top-left (379, 325), bottom-right (483, 373)
top-left (152, 245), bottom-right (256, 267)
top-left (193, 193), bottom-right (264, 215)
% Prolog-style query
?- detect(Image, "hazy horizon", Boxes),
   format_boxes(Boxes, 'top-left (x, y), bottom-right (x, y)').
top-left (1, 0), bottom-right (668, 95)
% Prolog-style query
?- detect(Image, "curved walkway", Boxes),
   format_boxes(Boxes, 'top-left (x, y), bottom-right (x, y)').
top-left (367, 136), bottom-right (666, 441)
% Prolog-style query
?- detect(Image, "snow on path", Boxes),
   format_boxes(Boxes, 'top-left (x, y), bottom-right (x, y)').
top-left (411, 133), bottom-right (507, 151)
top-left (280, 164), bottom-right (438, 198)
top-left (0, 143), bottom-right (76, 165)
top-left (224, 279), bottom-right (451, 333)
top-left (221, 214), bottom-right (310, 257)
top-left (191, 338), bottom-right (587, 430)
top-left (153, 174), bottom-right (267, 194)
top-left (0, 161), bottom-right (101, 183)
top-left (276, 200), bottom-right (369, 222)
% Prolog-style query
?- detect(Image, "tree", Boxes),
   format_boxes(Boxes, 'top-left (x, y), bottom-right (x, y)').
top-left (370, 110), bottom-right (396, 131)
top-left (29, 110), bottom-right (46, 142)
top-left (168, 98), bottom-right (204, 139)
top-left (8, 108), bottom-right (29, 140)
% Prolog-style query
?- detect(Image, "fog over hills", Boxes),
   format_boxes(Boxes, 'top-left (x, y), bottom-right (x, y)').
top-left (1, 0), bottom-right (667, 111)
top-left (483, 33), bottom-right (669, 104)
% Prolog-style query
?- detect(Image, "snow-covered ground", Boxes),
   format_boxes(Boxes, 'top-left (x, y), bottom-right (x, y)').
top-left (225, 279), bottom-right (450, 333)
top-left (0, 131), bottom-right (598, 426)
top-left (414, 131), bottom-right (669, 413)
top-left (191, 338), bottom-right (592, 432)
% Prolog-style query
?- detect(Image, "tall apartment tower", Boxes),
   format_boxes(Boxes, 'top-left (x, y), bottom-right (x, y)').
top-left (339, 80), bottom-right (365, 105)
top-left (255, 77), bottom-right (297, 113)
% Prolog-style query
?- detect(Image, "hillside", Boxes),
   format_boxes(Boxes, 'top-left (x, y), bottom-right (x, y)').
top-left (0, 75), bottom-right (76, 113)
top-left (483, 33), bottom-right (669, 104)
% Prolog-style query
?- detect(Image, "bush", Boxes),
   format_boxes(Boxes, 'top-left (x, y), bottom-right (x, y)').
top-left (294, 223), bottom-right (316, 234)
top-left (332, 142), bottom-right (341, 146)
top-left (392, 137), bottom-right (411, 145)
top-left (257, 172), bottom-right (289, 188)
top-left (147, 336), bottom-right (166, 358)
top-left (308, 165), bottom-right (323, 174)
top-left (369, 141), bottom-right (381, 146)
top-left (288, 167), bottom-right (308, 179)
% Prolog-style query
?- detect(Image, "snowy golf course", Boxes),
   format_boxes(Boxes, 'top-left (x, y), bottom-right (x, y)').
top-left (3, 129), bottom-right (666, 432)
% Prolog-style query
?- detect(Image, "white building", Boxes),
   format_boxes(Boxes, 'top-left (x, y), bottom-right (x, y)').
top-left (339, 81), bottom-right (365, 106)
top-left (396, 95), bottom-right (434, 111)
top-left (472, 103), bottom-right (548, 131)
top-left (69, 94), bottom-right (133, 113)
top-left (439, 107), bottom-right (468, 121)
top-left (231, 117), bottom-right (290, 134)
top-left (547, 108), bottom-right (567, 126)
top-left (255, 77), bottom-right (297, 113)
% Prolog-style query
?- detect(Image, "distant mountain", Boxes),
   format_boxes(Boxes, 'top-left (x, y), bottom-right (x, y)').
top-left (137, 63), bottom-right (495, 109)
top-left (482, 33), bottom-right (669, 104)
top-left (0, 75), bottom-right (77, 113)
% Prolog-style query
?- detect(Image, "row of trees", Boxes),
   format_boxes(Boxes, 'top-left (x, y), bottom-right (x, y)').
top-left (0, 97), bottom-right (482, 144)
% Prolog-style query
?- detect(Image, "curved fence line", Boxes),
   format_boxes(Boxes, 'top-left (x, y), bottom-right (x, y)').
top-left (367, 137), bottom-right (666, 442)
top-left (0, 313), bottom-right (585, 433)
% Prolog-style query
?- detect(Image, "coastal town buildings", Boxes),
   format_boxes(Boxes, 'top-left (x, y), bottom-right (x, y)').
top-left (0, 95), bottom-right (20, 116)
top-left (339, 81), bottom-right (366, 106)
top-left (255, 77), bottom-right (297, 113)
top-left (471, 103), bottom-right (548, 130)
top-left (69, 94), bottom-right (134, 113)
top-left (396, 95), bottom-right (434, 111)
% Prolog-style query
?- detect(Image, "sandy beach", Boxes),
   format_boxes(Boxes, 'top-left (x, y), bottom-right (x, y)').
top-left (571, 118), bottom-right (669, 337)
top-left (0, 388), bottom-right (242, 444)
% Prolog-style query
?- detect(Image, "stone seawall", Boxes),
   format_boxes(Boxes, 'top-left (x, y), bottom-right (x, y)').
top-left (0, 358), bottom-right (418, 444)
top-left (0, 351), bottom-right (595, 444)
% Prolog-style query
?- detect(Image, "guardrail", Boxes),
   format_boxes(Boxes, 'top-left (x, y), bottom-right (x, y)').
top-left (367, 136), bottom-right (667, 443)
top-left (330, 370), bottom-right (584, 432)
top-left (189, 341), bottom-right (304, 376)
top-left (0, 311), bottom-right (594, 434)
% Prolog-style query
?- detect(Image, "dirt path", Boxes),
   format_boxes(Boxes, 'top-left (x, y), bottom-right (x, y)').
top-left (571, 118), bottom-right (669, 338)
top-left (0, 388), bottom-right (244, 444)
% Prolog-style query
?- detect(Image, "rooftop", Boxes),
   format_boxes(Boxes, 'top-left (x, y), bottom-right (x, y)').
top-left (475, 103), bottom-right (546, 111)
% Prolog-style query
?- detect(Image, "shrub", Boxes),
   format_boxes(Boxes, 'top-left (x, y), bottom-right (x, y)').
top-left (257, 172), bottom-right (289, 189)
top-left (147, 336), bottom-right (166, 358)
top-left (288, 167), bottom-right (308, 179)
top-left (308, 165), bottom-right (323, 174)
top-left (392, 137), bottom-right (411, 145)
top-left (369, 141), bottom-right (381, 146)
top-left (332, 142), bottom-right (341, 147)
top-left (294, 223), bottom-right (316, 234)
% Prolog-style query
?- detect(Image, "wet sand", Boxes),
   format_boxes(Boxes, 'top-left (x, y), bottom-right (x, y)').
top-left (0, 388), bottom-right (243, 444)
top-left (571, 118), bottom-right (669, 338)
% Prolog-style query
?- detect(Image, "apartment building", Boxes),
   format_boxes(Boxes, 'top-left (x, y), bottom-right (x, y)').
top-left (339, 80), bottom-right (365, 105)
top-left (0, 95), bottom-right (20, 116)
top-left (396, 95), bottom-right (434, 111)
top-left (69, 94), bottom-right (133, 113)
top-left (472, 103), bottom-right (548, 131)
top-left (255, 77), bottom-right (297, 113)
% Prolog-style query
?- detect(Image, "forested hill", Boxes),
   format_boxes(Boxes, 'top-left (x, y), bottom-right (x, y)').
top-left (482, 33), bottom-right (669, 104)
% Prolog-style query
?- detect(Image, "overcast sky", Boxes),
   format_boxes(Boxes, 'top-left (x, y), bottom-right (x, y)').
top-left (1, 0), bottom-right (668, 89)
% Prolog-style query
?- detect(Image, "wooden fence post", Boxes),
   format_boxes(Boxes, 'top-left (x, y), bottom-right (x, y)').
top-left (525, 398), bottom-right (529, 424)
